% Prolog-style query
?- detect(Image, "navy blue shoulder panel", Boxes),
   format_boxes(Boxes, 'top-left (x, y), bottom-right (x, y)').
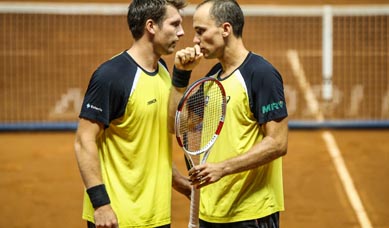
top-left (238, 53), bottom-right (288, 124)
top-left (79, 51), bottom-right (137, 127)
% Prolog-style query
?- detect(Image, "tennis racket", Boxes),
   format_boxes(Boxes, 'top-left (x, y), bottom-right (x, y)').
top-left (175, 77), bottom-right (227, 228)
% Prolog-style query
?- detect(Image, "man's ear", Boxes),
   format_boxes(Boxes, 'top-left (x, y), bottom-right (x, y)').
top-left (146, 19), bottom-right (156, 35)
top-left (221, 22), bottom-right (232, 37)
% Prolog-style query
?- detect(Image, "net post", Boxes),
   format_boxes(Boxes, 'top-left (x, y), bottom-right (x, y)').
top-left (322, 5), bottom-right (333, 101)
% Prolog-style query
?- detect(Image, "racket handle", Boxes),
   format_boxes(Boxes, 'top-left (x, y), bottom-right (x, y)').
top-left (188, 186), bottom-right (200, 228)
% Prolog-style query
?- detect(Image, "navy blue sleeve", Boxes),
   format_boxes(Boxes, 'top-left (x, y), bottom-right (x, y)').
top-left (249, 57), bottom-right (288, 124)
top-left (79, 53), bottom-right (134, 128)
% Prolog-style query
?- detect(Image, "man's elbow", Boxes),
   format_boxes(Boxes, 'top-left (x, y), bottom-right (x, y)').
top-left (279, 146), bottom-right (287, 157)
top-left (278, 139), bottom-right (288, 157)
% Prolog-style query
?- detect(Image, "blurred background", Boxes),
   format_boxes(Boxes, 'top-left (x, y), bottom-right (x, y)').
top-left (0, 0), bottom-right (388, 227)
top-left (1, 0), bottom-right (388, 130)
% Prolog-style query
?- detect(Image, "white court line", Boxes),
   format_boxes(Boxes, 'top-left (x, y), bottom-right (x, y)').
top-left (286, 50), bottom-right (324, 122)
top-left (286, 50), bottom-right (373, 228)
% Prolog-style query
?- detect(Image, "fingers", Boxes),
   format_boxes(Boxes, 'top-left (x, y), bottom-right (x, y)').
top-left (195, 180), bottom-right (211, 189)
top-left (194, 44), bottom-right (201, 56)
top-left (188, 167), bottom-right (200, 181)
top-left (188, 163), bottom-right (223, 189)
top-left (188, 166), bottom-right (208, 185)
top-left (94, 205), bottom-right (119, 228)
top-left (188, 166), bottom-right (200, 177)
top-left (176, 46), bottom-right (197, 63)
top-left (174, 45), bottom-right (203, 71)
top-left (189, 173), bottom-right (212, 189)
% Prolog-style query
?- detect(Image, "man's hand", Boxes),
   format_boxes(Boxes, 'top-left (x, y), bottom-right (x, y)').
top-left (174, 44), bottom-right (203, 71)
top-left (94, 204), bottom-right (118, 228)
top-left (172, 165), bottom-right (191, 199)
top-left (188, 163), bottom-right (224, 189)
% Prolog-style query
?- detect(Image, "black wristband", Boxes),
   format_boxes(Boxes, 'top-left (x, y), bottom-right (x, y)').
top-left (86, 184), bottom-right (110, 208)
top-left (172, 66), bottom-right (191, 88)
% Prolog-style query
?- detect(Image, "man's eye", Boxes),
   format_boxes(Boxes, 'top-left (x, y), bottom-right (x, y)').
top-left (196, 29), bottom-right (204, 35)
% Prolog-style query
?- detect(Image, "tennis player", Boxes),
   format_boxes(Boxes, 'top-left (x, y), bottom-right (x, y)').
top-left (170, 0), bottom-right (289, 227)
top-left (74, 1), bottom-right (191, 227)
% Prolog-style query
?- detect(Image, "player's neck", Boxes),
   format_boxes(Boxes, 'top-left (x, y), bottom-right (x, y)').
top-left (219, 42), bottom-right (249, 78)
top-left (127, 42), bottom-right (160, 72)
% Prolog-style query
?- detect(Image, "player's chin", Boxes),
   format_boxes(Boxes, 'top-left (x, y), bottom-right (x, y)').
top-left (200, 49), bottom-right (212, 59)
top-left (161, 48), bottom-right (174, 56)
top-left (166, 44), bottom-right (177, 54)
top-left (202, 52), bottom-right (213, 59)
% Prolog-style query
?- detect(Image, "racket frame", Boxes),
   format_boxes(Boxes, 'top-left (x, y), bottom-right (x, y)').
top-left (175, 77), bottom-right (226, 157)
top-left (174, 77), bottom-right (227, 228)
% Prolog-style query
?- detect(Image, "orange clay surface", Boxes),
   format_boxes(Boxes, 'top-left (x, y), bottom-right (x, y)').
top-left (0, 130), bottom-right (388, 227)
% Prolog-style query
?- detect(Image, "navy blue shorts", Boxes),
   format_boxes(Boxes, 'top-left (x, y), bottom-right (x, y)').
top-left (199, 212), bottom-right (279, 228)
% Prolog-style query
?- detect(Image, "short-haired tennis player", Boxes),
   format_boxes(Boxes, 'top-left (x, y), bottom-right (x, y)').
top-left (74, 0), bottom-right (191, 227)
top-left (170, 0), bottom-right (289, 227)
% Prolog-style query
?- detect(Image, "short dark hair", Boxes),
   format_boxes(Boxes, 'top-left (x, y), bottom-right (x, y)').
top-left (127, 0), bottom-right (187, 40)
top-left (198, 0), bottom-right (244, 37)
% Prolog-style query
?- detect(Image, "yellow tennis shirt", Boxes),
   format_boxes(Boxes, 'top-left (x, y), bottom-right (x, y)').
top-left (199, 53), bottom-right (287, 223)
top-left (79, 51), bottom-right (172, 227)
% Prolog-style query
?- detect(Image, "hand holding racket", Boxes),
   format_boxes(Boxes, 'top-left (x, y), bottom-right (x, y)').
top-left (175, 77), bottom-right (227, 228)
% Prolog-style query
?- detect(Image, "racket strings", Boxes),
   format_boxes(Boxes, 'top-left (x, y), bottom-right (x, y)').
top-left (179, 81), bottom-right (224, 154)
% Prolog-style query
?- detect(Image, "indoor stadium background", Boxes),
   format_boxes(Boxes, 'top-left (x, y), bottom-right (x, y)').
top-left (0, 0), bottom-right (388, 227)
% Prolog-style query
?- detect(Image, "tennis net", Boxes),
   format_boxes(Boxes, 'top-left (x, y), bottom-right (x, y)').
top-left (1, 3), bottom-right (388, 130)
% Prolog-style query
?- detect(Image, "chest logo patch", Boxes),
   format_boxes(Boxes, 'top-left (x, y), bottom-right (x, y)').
top-left (147, 99), bottom-right (157, 105)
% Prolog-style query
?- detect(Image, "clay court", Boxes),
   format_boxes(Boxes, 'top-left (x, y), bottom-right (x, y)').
top-left (0, 0), bottom-right (388, 227)
top-left (1, 130), bottom-right (388, 227)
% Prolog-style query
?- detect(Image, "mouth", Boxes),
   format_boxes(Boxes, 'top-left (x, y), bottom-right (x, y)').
top-left (169, 41), bottom-right (177, 49)
top-left (172, 40), bottom-right (180, 46)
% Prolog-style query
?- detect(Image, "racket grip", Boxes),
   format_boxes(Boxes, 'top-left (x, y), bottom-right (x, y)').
top-left (188, 186), bottom-right (200, 228)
